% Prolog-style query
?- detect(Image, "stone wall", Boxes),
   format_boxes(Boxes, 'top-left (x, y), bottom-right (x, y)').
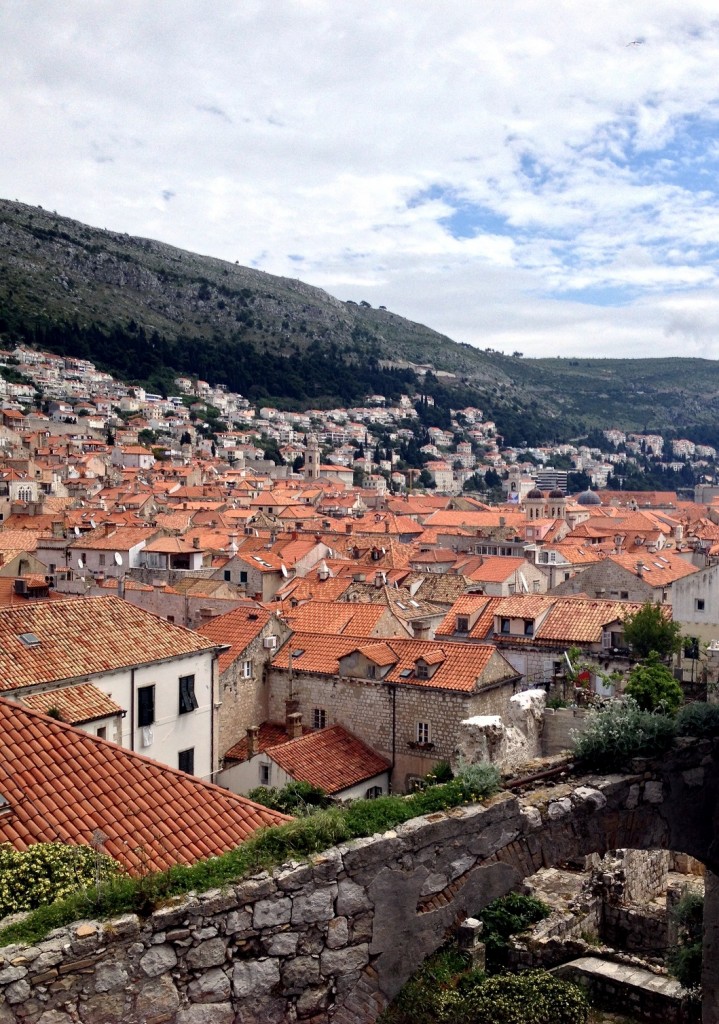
top-left (542, 707), bottom-right (590, 756)
top-left (1, 741), bottom-right (719, 1023)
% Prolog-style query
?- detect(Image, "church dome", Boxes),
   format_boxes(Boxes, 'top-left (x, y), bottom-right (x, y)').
top-left (577, 489), bottom-right (601, 506)
top-left (526, 487), bottom-right (545, 499)
top-left (548, 488), bottom-right (565, 499)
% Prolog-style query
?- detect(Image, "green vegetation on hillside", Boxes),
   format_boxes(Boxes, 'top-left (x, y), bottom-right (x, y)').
top-left (5, 198), bottom-right (719, 442)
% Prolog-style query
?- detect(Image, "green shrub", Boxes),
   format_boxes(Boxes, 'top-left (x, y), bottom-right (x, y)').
top-left (572, 697), bottom-right (676, 771)
top-left (667, 888), bottom-right (703, 991)
top-left (676, 701), bottom-right (719, 738)
top-left (423, 760), bottom-right (454, 786)
top-left (247, 780), bottom-right (331, 815)
top-left (479, 892), bottom-right (551, 966)
top-left (624, 651), bottom-right (683, 714)
top-left (450, 970), bottom-right (588, 1024)
top-left (0, 842), bottom-right (122, 919)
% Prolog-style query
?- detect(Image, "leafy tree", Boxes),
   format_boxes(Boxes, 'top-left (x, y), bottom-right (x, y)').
top-left (418, 468), bottom-right (436, 489)
top-left (180, 430), bottom-right (192, 445)
top-left (625, 651), bottom-right (683, 713)
top-left (622, 603), bottom-right (683, 661)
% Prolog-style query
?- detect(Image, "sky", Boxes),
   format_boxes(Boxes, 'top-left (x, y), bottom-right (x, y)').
top-left (3, 1), bottom-right (719, 360)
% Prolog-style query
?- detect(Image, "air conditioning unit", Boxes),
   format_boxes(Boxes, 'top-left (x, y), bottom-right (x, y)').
top-left (263, 636), bottom-right (278, 650)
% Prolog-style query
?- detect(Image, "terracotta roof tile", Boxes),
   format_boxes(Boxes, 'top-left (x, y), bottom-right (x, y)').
top-left (0, 699), bottom-right (289, 875)
top-left (267, 725), bottom-right (389, 794)
top-left (0, 596), bottom-right (218, 692)
top-left (272, 631), bottom-right (516, 692)
top-left (197, 605), bottom-right (273, 674)
top-left (21, 683), bottom-right (123, 724)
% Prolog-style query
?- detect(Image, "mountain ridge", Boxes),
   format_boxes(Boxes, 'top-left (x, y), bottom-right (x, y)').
top-left (1, 197), bottom-right (719, 445)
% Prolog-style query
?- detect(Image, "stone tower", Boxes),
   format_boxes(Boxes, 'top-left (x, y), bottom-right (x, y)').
top-left (304, 433), bottom-right (320, 481)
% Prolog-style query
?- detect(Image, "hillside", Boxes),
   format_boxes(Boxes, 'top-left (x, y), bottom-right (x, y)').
top-left (1, 198), bottom-right (719, 445)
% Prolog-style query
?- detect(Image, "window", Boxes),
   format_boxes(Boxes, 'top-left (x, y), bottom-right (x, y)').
top-left (98, 553), bottom-right (106, 567)
top-left (167, 615), bottom-right (175, 624)
top-left (456, 616), bottom-right (469, 633)
top-left (259, 762), bottom-right (271, 785)
top-left (415, 663), bottom-right (429, 679)
top-left (524, 619), bottom-right (534, 636)
top-left (416, 722), bottom-right (430, 745)
top-left (179, 674), bottom-right (198, 714)
top-left (241, 660), bottom-right (252, 678)
top-left (366, 663), bottom-right (376, 678)
top-left (533, 580), bottom-right (540, 593)
top-left (97, 726), bottom-right (106, 739)
top-left (696, 599), bottom-right (705, 612)
top-left (224, 570), bottom-right (231, 582)
top-left (620, 591), bottom-right (629, 600)
top-left (240, 571), bottom-right (248, 584)
top-left (178, 748), bottom-right (194, 774)
top-left (500, 618), bottom-right (510, 634)
top-left (365, 786), bottom-right (383, 799)
top-left (313, 708), bottom-right (326, 729)
top-left (138, 685), bottom-right (155, 727)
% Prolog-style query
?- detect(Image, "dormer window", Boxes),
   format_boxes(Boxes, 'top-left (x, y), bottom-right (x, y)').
top-left (416, 663), bottom-right (429, 679)
top-left (500, 618), bottom-right (510, 634)
top-left (524, 619), bottom-right (534, 637)
top-left (456, 616), bottom-right (469, 633)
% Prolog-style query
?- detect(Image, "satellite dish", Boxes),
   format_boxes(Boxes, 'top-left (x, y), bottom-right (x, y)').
top-left (113, 552), bottom-right (123, 566)
top-left (90, 519), bottom-right (96, 529)
top-left (74, 526), bottom-right (81, 536)
top-left (77, 556), bottom-right (85, 569)
top-left (281, 564), bottom-right (289, 578)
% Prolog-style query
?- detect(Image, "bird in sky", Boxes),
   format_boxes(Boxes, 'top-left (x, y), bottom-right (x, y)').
top-left (626, 38), bottom-right (645, 46)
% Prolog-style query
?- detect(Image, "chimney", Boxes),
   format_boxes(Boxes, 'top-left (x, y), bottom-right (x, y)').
top-left (51, 519), bottom-right (63, 539)
top-left (287, 712), bottom-right (303, 740)
top-left (285, 698), bottom-right (300, 731)
top-left (345, 522), bottom-right (352, 534)
top-left (246, 725), bottom-right (260, 758)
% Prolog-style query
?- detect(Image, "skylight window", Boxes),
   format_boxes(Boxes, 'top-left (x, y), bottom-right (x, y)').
top-left (18, 632), bottom-right (40, 648)
top-left (291, 649), bottom-right (305, 659)
top-left (399, 668), bottom-right (413, 678)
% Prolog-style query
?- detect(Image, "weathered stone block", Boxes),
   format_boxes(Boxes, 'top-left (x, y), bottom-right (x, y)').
top-left (93, 960), bottom-right (128, 992)
top-left (264, 931), bottom-right (299, 956)
top-left (296, 982), bottom-right (331, 1017)
top-left (232, 957), bottom-right (280, 999)
top-left (281, 954), bottom-right (320, 990)
top-left (187, 967), bottom-right (231, 1002)
top-left (326, 916), bottom-right (349, 949)
top-left (135, 974), bottom-right (180, 1019)
top-left (253, 896), bottom-right (292, 929)
top-left (336, 878), bottom-right (372, 916)
top-left (79, 991), bottom-right (127, 1023)
top-left (185, 937), bottom-right (227, 969)
top-left (140, 943), bottom-right (177, 977)
top-left (320, 942), bottom-right (369, 975)
top-left (291, 885), bottom-right (337, 925)
top-left (176, 1003), bottom-right (235, 1024)
top-left (4, 978), bottom-right (30, 1004)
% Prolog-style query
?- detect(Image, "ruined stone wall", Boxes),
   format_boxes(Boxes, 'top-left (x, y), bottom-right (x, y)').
top-left (542, 707), bottom-right (590, 756)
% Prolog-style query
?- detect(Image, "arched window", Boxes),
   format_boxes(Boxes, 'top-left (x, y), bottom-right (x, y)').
top-left (365, 786), bottom-right (383, 800)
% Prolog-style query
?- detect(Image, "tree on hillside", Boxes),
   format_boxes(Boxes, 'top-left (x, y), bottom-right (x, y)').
top-left (622, 602), bottom-right (683, 661)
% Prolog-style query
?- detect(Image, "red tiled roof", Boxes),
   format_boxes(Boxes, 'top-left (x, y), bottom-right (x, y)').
top-left (266, 725), bottom-right (390, 794)
top-left (273, 632), bottom-right (517, 692)
top-left (0, 699), bottom-right (290, 875)
top-left (0, 596), bottom-right (219, 692)
top-left (21, 683), bottom-right (123, 724)
top-left (197, 605), bottom-right (273, 674)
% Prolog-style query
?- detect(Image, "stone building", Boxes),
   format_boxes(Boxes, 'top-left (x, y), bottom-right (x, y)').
top-left (266, 633), bottom-right (520, 791)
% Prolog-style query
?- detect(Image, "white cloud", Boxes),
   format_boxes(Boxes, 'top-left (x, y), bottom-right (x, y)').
top-left (2, 0), bottom-right (719, 359)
